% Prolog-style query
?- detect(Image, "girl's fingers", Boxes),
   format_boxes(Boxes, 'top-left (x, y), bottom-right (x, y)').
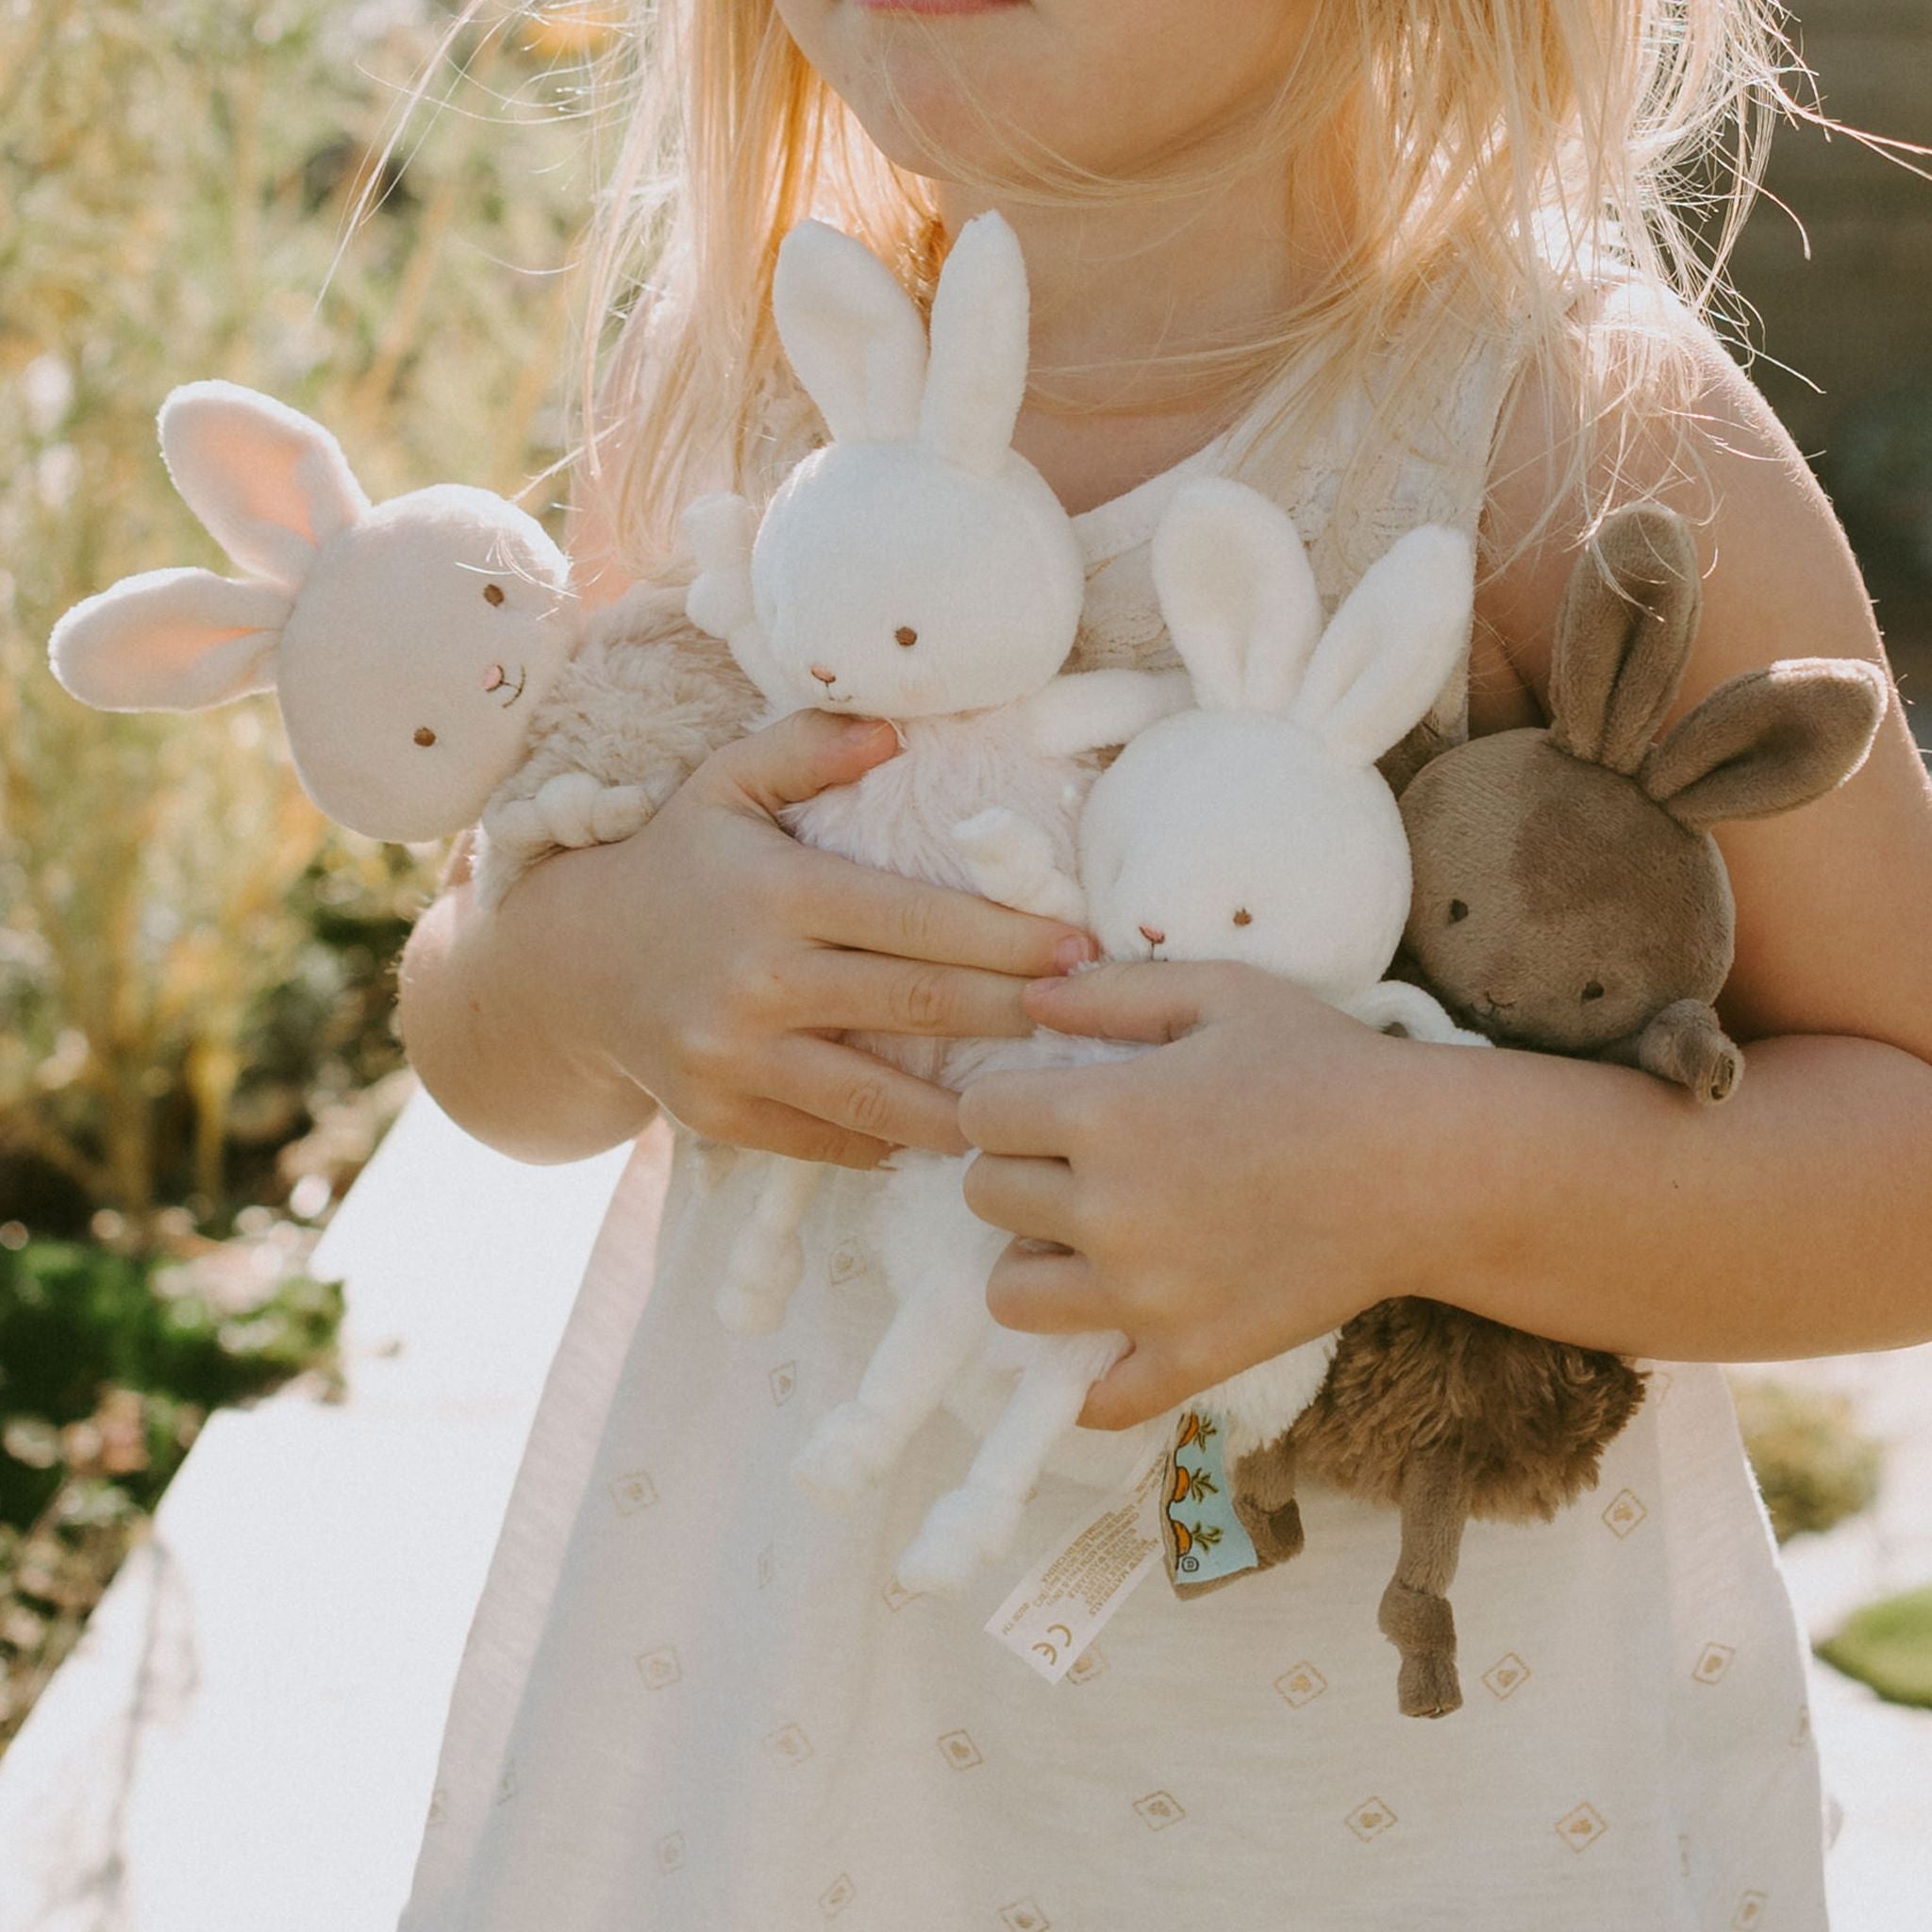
top-left (761, 1036), bottom-right (968, 1155)
top-left (961, 1152), bottom-right (1083, 1243)
top-left (786, 950), bottom-right (1035, 1040)
top-left (715, 1096), bottom-right (897, 1171)
top-left (696, 709), bottom-right (902, 816)
top-left (983, 1240), bottom-right (1111, 1335)
top-left (1022, 959), bottom-right (1241, 1042)
top-left (801, 848), bottom-right (1096, 981)
top-left (957, 1066), bottom-right (1102, 1158)
top-left (1078, 1343), bottom-right (1186, 1433)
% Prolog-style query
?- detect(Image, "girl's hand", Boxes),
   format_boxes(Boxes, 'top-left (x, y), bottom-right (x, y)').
top-left (958, 962), bottom-right (1465, 1429)
top-left (495, 708), bottom-right (1097, 1169)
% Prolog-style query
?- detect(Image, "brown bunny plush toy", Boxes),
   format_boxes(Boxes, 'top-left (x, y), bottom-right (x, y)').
top-left (1227, 502), bottom-right (1888, 1720)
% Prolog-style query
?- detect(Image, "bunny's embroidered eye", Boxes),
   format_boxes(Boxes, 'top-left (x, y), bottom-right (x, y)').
top-left (1231, 908), bottom-right (1253, 927)
top-left (483, 583), bottom-right (506, 607)
top-left (1581, 979), bottom-right (1606, 1002)
top-left (894, 625), bottom-right (918, 648)
top-left (1447, 899), bottom-right (1469, 924)
top-left (413, 726), bottom-right (438, 747)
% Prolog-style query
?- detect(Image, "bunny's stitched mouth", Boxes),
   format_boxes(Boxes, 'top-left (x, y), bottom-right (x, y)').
top-left (483, 662), bottom-right (528, 709)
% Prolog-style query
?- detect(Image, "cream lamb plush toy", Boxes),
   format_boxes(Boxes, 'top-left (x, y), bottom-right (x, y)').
top-left (797, 476), bottom-right (1491, 1595)
top-left (682, 209), bottom-right (1188, 1336)
top-left (46, 380), bottom-right (755, 900)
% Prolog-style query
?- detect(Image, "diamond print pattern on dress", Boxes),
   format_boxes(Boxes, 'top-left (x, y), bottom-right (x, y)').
top-left (1557, 1804), bottom-right (1607, 1852)
top-left (938, 1730), bottom-right (983, 1770)
top-left (1482, 1654), bottom-right (1532, 1699)
top-left (636, 1645), bottom-right (681, 1690)
top-left (1065, 1647), bottom-right (1106, 1685)
top-left (1732, 1891), bottom-right (1769, 1929)
top-left (828, 1240), bottom-right (867, 1285)
top-left (1344, 1798), bottom-right (1396, 1842)
top-left (656, 1833), bottom-right (685, 1874)
top-left (882, 1575), bottom-right (922, 1612)
top-left (608, 1470), bottom-right (658, 1515)
top-left (766, 1723), bottom-right (815, 1765)
top-left (1274, 1661), bottom-right (1328, 1708)
top-left (820, 1874), bottom-right (856, 1918)
top-left (1133, 1791), bottom-right (1185, 1831)
top-left (769, 1361), bottom-right (797, 1406)
top-left (1692, 1641), bottom-right (1736, 1685)
top-left (999, 1902), bottom-right (1050, 1931)
top-left (1602, 1490), bottom-right (1648, 1538)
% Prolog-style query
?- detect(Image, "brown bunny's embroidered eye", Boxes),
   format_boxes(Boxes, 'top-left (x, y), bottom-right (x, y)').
top-left (483, 582), bottom-right (506, 607)
top-left (1581, 979), bottom-right (1606, 1002)
top-left (894, 625), bottom-right (918, 647)
top-left (1447, 898), bottom-right (1469, 924)
top-left (1231, 908), bottom-right (1253, 927)
top-left (413, 726), bottom-right (438, 747)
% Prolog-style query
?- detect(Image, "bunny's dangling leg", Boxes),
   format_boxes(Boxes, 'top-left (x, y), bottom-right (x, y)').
top-left (895, 1329), bottom-right (1127, 1595)
top-left (1377, 1446), bottom-right (1472, 1718)
top-left (791, 1156), bottom-right (1002, 1504)
top-left (715, 1155), bottom-right (823, 1335)
top-left (1229, 1431), bottom-right (1306, 1567)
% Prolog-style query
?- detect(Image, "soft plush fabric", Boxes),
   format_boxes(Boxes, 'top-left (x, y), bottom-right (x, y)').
top-left (680, 211), bottom-right (1184, 1349)
top-left (1227, 502), bottom-right (1889, 1718)
top-left (47, 382), bottom-right (583, 844)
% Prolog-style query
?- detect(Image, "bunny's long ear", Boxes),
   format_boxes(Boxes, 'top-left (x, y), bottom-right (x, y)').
top-left (158, 381), bottom-right (371, 587)
top-left (1290, 524), bottom-right (1474, 767)
top-left (48, 567), bottom-right (291, 710)
top-left (1638, 657), bottom-right (1887, 834)
top-left (919, 212), bottom-right (1030, 475)
top-left (772, 219), bottom-right (928, 445)
top-left (1151, 478), bottom-right (1323, 712)
top-left (1548, 503), bottom-right (1701, 774)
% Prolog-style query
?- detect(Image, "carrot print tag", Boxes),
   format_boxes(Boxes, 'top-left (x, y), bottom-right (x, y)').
top-left (1161, 1409), bottom-right (1261, 1597)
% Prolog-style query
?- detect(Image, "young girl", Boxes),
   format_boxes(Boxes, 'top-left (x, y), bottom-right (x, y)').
top-left (391, 2), bottom-right (1932, 1925)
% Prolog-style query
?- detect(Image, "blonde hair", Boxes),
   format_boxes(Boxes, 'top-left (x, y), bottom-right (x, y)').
top-left (364, 2), bottom-right (1848, 578)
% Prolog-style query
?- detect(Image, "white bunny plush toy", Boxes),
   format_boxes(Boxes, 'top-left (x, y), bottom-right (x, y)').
top-left (682, 209), bottom-right (1189, 1336)
top-left (47, 380), bottom-right (754, 899)
top-left (799, 475), bottom-right (1491, 1596)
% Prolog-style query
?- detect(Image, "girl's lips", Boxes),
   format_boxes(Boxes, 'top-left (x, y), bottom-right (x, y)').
top-left (855, 0), bottom-right (1025, 14)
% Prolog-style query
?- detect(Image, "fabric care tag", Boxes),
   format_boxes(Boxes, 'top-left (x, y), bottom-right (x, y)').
top-left (1159, 1409), bottom-right (1261, 1596)
top-left (986, 1449), bottom-right (1167, 1683)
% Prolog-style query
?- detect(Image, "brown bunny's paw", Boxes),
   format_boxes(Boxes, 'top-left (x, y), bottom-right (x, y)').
top-left (1380, 1579), bottom-right (1462, 1718)
top-left (1636, 998), bottom-right (1742, 1105)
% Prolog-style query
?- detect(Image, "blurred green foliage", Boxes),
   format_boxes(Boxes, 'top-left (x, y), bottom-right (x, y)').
top-left (0, 0), bottom-right (614, 1232)
top-left (1818, 1585), bottom-right (1932, 1709)
top-left (1732, 1374), bottom-right (1886, 1544)
top-left (0, 0), bottom-right (625, 1750)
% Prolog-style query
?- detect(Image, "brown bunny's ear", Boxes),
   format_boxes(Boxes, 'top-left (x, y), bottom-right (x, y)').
top-left (1548, 504), bottom-right (1703, 774)
top-left (1639, 657), bottom-right (1888, 834)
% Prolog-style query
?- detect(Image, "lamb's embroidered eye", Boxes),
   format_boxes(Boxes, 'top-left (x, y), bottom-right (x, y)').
top-left (1231, 908), bottom-right (1253, 927)
top-left (413, 726), bottom-right (438, 747)
top-left (483, 582), bottom-right (506, 607)
top-left (1581, 979), bottom-right (1606, 1002)
top-left (894, 625), bottom-right (918, 648)
top-left (1447, 898), bottom-right (1469, 924)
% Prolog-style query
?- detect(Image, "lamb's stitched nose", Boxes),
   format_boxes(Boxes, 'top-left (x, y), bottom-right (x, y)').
top-left (1139, 924), bottom-right (1165, 946)
top-left (809, 664), bottom-right (838, 687)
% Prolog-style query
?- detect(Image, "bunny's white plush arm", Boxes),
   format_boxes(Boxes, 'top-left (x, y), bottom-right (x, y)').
top-left (1341, 980), bottom-right (1493, 1049)
top-left (954, 808), bottom-right (1088, 927)
top-left (1018, 667), bottom-right (1193, 759)
top-left (683, 492), bottom-right (762, 657)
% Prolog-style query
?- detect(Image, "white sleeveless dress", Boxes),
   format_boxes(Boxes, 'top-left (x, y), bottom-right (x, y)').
top-left (393, 324), bottom-right (1831, 1932)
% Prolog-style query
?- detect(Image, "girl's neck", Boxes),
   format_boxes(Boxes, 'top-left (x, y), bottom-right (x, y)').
top-left (932, 137), bottom-right (1345, 517)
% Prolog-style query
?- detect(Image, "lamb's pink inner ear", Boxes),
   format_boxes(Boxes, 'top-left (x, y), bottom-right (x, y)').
top-left (48, 566), bottom-right (289, 712)
top-left (158, 382), bottom-right (371, 586)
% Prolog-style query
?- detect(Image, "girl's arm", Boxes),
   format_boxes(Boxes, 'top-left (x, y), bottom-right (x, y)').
top-left (958, 318), bottom-right (1932, 1428)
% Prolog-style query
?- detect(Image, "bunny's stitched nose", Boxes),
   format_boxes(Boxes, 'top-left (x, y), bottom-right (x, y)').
top-left (809, 664), bottom-right (838, 687)
top-left (1139, 924), bottom-right (1166, 946)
